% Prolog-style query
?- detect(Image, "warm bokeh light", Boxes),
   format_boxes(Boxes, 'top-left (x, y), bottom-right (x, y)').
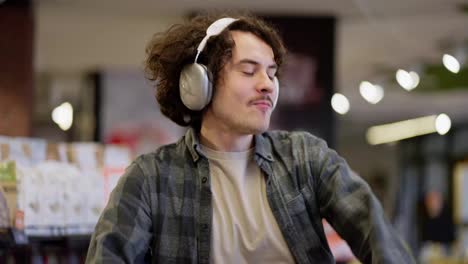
top-left (51, 102), bottom-right (74, 131)
top-left (442, 54), bottom-right (461, 74)
top-left (396, 69), bottom-right (419, 91)
top-left (409, 71), bottom-right (420, 89)
top-left (331, 93), bottom-right (350, 115)
top-left (396, 69), bottom-right (412, 90)
top-left (435, 113), bottom-right (451, 135)
top-left (359, 81), bottom-right (384, 104)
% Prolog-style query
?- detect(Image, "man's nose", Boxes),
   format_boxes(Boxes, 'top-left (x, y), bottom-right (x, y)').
top-left (256, 73), bottom-right (275, 94)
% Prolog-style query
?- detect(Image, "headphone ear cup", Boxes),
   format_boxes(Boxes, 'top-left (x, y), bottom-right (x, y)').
top-left (273, 77), bottom-right (280, 109)
top-left (179, 63), bottom-right (212, 111)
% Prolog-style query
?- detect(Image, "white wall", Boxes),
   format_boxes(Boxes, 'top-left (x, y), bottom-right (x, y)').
top-left (35, 5), bottom-right (183, 73)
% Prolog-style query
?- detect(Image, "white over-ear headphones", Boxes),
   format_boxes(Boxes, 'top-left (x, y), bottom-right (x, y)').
top-left (179, 17), bottom-right (280, 111)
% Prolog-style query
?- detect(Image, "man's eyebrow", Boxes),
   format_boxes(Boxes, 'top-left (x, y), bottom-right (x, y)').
top-left (236, 59), bottom-right (277, 69)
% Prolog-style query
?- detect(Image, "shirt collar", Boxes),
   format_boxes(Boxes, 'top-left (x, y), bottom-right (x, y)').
top-left (184, 127), bottom-right (201, 162)
top-left (254, 133), bottom-right (275, 162)
top-left (184, 127), bottom-right (275, 163)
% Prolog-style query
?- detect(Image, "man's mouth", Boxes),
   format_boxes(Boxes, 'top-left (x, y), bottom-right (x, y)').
top-left (251, 99), bottom-right (272, 111)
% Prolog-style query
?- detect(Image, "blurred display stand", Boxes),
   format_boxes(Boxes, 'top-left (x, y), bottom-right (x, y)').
top-left (0, 135), bottom-right (132, 263)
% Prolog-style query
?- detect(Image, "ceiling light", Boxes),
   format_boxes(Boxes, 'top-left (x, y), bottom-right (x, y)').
top-left (366, 114), bottom-right (451, 145)
top-left (331, 93), bottom-right (350, 115)
top-left (442, 54), bottom-right (461, 74)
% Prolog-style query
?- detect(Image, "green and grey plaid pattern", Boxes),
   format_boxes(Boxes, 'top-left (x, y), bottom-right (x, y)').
top-left (86, 128), bottom-right (414, 264)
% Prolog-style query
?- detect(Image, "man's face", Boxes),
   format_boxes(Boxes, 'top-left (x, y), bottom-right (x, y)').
top-left (203, 30), bottom-right (278, 135)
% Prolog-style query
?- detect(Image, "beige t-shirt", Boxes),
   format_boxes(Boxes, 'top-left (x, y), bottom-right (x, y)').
top-left (200, 145), bottom-right (295, 264)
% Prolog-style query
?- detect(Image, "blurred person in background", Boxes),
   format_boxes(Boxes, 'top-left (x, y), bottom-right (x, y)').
top-left (86, 12), bottom-right (415, 264)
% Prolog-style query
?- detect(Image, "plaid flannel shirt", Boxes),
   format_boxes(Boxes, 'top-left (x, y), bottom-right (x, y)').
top-left (86, 128), bottom-right (414, 264)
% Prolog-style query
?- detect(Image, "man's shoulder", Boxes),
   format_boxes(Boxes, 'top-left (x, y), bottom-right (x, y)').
top-left (131, 140), bottom-right (186, 173)
top-left (146, 141), bottom-right (182, 155)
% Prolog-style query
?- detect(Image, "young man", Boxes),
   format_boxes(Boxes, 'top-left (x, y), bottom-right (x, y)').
top-left (86, 13), bottom-right (415, 263)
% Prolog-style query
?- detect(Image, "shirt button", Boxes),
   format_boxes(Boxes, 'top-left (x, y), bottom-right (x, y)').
top-left (202, 177), bottom-right (208, 183)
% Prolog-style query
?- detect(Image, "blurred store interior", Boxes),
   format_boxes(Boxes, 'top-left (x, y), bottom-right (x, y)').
top-left (1, 0), bottom-right (468, 263)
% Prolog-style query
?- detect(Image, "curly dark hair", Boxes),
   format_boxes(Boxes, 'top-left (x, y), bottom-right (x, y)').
top-left (144, 12), bottom-right (286, 130)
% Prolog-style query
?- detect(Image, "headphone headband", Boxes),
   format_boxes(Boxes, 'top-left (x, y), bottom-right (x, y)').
top-left (194, 18), bottom-right (238, 63)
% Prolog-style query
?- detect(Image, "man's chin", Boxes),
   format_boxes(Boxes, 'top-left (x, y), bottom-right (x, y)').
top-left (236, 118), bottom-right (270, 135)
top-left (249, 123), bottom-right (270, 134)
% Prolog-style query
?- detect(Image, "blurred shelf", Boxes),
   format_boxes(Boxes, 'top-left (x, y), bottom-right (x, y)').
top-left (0, 228), bottom-right (91, 249)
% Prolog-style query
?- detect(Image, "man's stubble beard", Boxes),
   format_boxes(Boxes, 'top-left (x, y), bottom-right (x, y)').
top-left (219, 108), bottom-right (271, 135)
